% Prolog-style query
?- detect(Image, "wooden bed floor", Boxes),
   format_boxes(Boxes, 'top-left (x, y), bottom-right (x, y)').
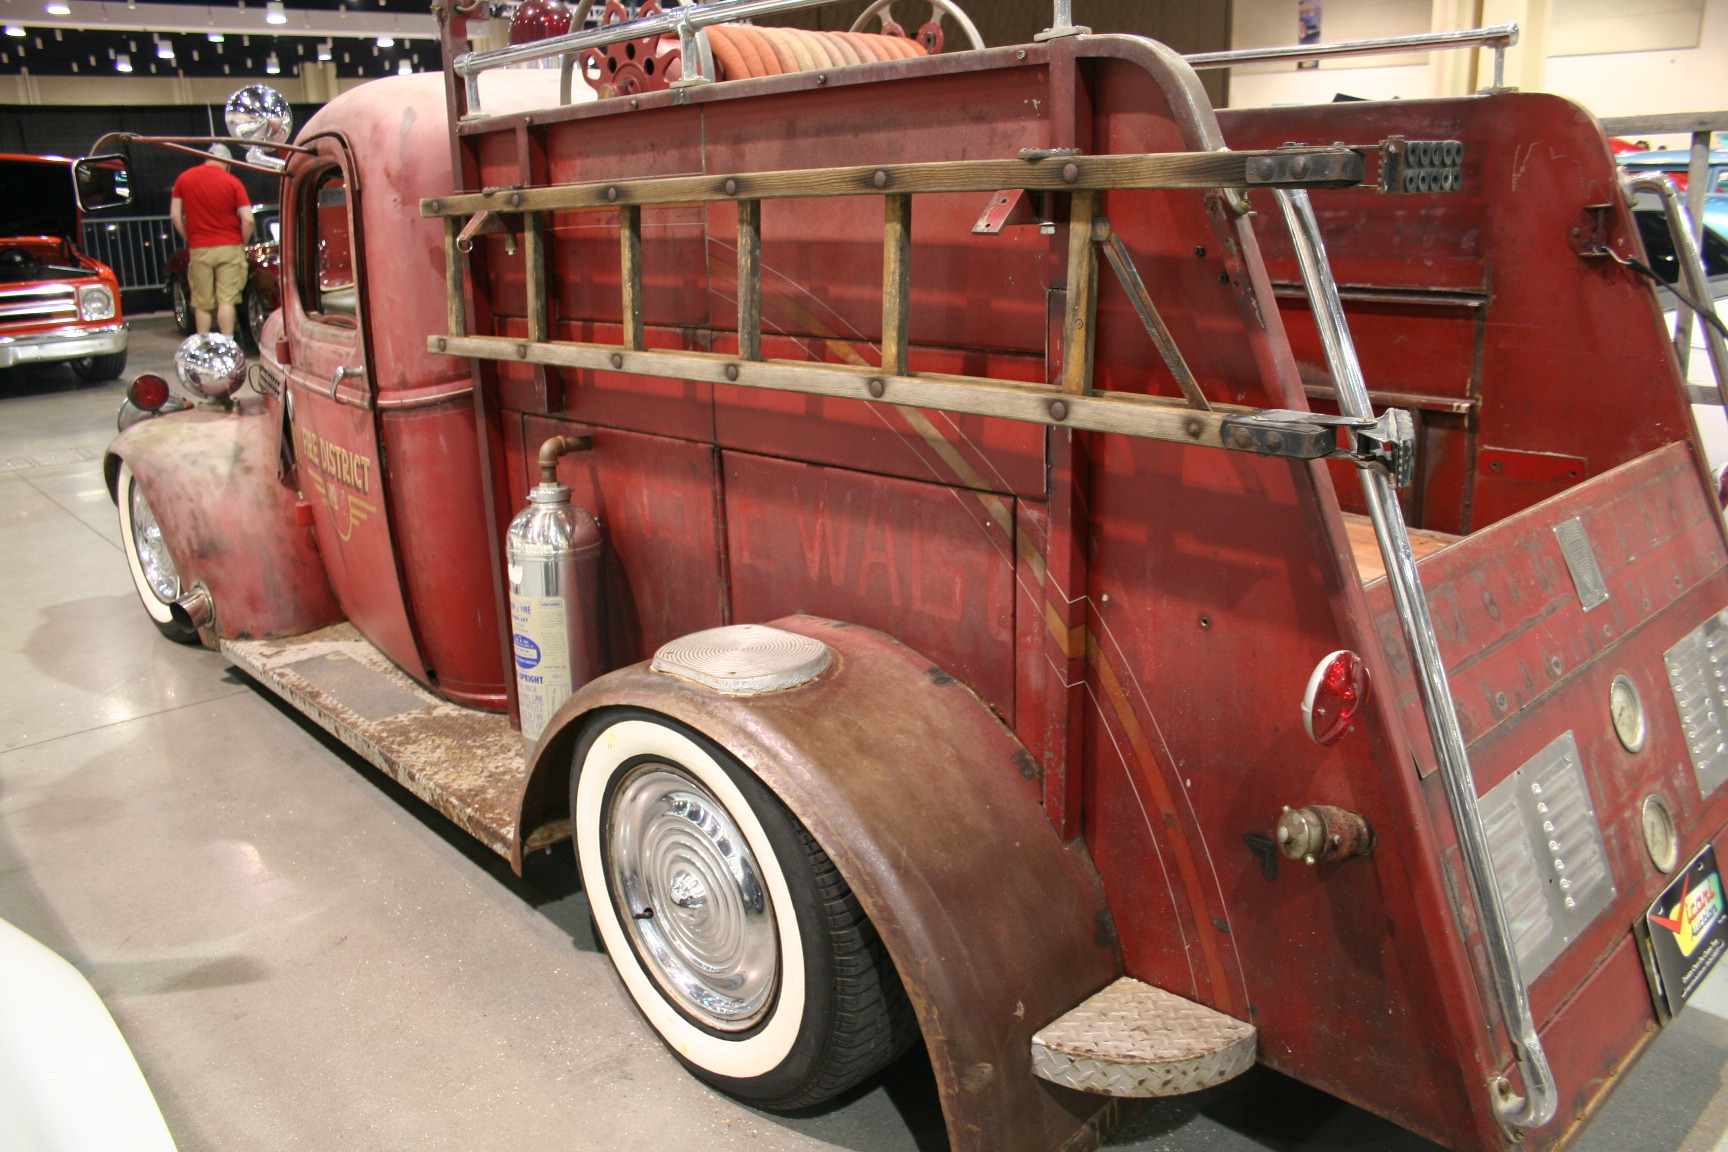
top-left (1341, 512), bottom-right (1458, 583)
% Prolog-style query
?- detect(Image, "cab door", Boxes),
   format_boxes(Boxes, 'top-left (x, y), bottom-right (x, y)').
top-left (282, 136), bottom-right (428, 684)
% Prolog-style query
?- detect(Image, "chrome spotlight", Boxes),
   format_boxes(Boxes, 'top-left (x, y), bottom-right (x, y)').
top-left (174, 333), bottom-right (248, 402)
top-left (224, 85), bottom-right (293, 168)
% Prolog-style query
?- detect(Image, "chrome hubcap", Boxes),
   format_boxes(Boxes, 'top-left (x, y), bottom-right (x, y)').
top-left (129, 482), bottom-right (180, 603)
top-left (607, 763), bottom-right (777, 1031)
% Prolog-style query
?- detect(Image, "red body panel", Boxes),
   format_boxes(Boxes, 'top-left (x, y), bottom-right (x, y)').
top-left (107, 398), bottom-right (341, 639)
top-left (1220, 96), bottom-right (1695, 535)
top-left (282, 79), bottom-right (515, 709)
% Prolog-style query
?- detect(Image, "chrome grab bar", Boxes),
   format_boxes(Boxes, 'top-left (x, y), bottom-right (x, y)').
top-left (1625, 173), bottom-right (1728, 407)
top-left (1274, 188), bottom-right (1558, 1133)
top-left (456, 0), bottom-right (1519, 115)
top-left (1187, 23), bottom-right (1518, 88)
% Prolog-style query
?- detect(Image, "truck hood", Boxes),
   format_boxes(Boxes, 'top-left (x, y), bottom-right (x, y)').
top-left (0, 157), bottom-right (77, 241)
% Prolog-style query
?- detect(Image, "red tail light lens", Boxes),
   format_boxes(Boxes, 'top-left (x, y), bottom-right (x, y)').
top-left (1303, 650), bottom-right (1370, 746)
top-left (509, 0), bottom-right (571, 43)
top-left (129, 373), bottom-right (170, 411)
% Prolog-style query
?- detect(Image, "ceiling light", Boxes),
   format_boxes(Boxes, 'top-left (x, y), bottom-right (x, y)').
top-left (396, 58), bottom-right (410, 75)
top-left (156, 39), bottom-right (173, 59)
top-left (3, 26), bottom-right (24, 36)
top-left (265, 50), bottom-right (279, 73)
top-left (265, 1), bottom-right (285, 24)
top-left (316, 40), bottom-right (331, 60)
top-left (375, 35), bottom-right (392, 47)
top-left (45, 1), bottom-right (69, 13)
top-left (115, 52), bottom-right (131, 71)
top-left (208, 31), bottom-right (224, 42)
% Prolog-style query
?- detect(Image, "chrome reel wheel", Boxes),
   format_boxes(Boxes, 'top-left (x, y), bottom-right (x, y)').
top-left (116, 461), bottom-right (199, 644)
top-left (849, 0), bottom-right (986, 52)
top-left (573, 708), bottom-right (916, 1109)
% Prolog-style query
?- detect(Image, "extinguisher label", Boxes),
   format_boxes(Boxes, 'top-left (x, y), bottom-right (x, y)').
top-left (511, 595), bottom-right (573, 743)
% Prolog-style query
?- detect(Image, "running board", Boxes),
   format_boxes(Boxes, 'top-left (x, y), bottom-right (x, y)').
top-left (221, 623), bottom-right (532, 861)
top-left (1031, 977), bottom-right (1257, 1097)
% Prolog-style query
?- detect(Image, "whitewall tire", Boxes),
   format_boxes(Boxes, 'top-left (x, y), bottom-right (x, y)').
top-left (572, 708), bottom-right (916, 1109)
top-left (116, 462), bottom-right (199, 645)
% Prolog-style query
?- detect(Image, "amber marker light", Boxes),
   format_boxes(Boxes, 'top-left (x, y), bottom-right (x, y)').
top-left (1303, 650), bottom-right (1370, 746)
top-left (128, 373), bottom-right (170, 411)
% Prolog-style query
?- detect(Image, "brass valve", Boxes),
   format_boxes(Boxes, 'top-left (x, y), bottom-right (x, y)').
top-left (1275, 804), bottom-right (1375, 865)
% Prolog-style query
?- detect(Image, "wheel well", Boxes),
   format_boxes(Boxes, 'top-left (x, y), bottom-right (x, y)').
top-left (514, 701), bottom-right (588, 871)
top-left (518, 617), bottom-right (1120, 1152)
top-left (103, 451), bottom-right (123, 502)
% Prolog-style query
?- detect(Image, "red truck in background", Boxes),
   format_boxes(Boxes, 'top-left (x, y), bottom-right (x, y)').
top-left (0, 152), bottom-right (130, 381)
top-left (100, 4), bottom-right (1728, 1151)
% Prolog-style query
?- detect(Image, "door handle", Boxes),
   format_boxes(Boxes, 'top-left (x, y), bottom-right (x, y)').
top-left (330, 363), bottom-right (365, 401)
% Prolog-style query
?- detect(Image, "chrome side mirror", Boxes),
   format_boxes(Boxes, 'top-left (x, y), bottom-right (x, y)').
top-left (73, 154), bottom-right (130, 212)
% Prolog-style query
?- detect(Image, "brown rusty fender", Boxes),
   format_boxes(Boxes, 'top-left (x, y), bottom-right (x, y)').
top-left (106, 398), bottom-right (342, 641)
top-left (525, 614), bottom-right (1121, 1152)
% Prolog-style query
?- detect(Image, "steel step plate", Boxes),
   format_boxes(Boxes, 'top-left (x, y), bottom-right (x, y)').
top-left (222, 623), bottom-right (530, 861)
top-left (1031, 977), bottom-right (1257, 1097)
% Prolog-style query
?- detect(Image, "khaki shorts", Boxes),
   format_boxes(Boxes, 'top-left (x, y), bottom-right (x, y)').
top-left (189, 245), bottom-right (246, 311)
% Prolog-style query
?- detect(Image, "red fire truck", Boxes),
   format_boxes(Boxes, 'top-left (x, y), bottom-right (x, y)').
top-left (102, 5), bottom-right (1728, 1151)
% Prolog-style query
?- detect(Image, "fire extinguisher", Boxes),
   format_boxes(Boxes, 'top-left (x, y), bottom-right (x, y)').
top-left (507, 435), bottom-right (603, 748)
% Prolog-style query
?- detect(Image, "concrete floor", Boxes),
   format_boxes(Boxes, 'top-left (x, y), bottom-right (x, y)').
top-left (5, 314), bottom-right (1728, 1152)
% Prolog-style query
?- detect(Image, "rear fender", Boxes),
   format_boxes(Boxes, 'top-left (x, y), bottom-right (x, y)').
top-left (105, 397), bottom-right (342, 640)
top-left (522, 615), bottom-right (1120, 1152)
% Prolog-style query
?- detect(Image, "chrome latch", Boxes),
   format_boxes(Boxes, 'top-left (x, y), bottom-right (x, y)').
top-left (1352, 408), bottom-right (1416, 488)
top-left (1219, 407), bottom-right (1415, 487)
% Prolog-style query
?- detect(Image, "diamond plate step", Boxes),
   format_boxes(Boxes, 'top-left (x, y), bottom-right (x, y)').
top-left (1031, 977), bottom-right (1257, 1097)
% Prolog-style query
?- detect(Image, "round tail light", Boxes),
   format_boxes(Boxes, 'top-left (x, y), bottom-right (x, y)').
top-left (1303, 650), bottom-right (1370, 746)
top-left (128, 373), bottom-right (170, 411)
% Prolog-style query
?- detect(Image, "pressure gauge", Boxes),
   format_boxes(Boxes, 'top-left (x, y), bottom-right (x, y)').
top-left (1643, 794), bottom-right (1679, 873)
top-left (1610, 674), bottom-right (1647, 753)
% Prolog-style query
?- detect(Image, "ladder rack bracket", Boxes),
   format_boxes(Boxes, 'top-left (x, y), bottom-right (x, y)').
top-left (1220, 408), bottom-right (1415, 487)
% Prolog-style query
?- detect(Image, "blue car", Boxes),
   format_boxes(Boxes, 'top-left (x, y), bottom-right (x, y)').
top-left (1618, 147), bottom-right (1728, 240)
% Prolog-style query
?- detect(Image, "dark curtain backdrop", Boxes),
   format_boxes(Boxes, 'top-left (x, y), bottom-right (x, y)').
top-left (0, 103), bottom-right (321, 215)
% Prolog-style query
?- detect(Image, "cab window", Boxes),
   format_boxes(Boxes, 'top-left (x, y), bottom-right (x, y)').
top-left (300, 166), bottom-right (357, 322)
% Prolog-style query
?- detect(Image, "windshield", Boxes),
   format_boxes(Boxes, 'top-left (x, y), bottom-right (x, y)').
top-left (0, 158), bottom-right (76, 239)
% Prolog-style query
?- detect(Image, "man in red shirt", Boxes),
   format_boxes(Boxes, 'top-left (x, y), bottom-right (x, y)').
top-left (170, 144), bottom-right (255, 339)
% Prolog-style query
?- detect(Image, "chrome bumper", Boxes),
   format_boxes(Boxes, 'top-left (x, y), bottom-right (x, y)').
top-left (0, 323), bottom-right (127, 369)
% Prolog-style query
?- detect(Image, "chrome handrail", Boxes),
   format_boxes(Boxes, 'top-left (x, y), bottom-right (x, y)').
top-left (1626, 173), bottom-right (1728, 406)
top-left (1188, 23), bottom-right (1518, 88)
top-left (1274, 187), bottom-right (1558, 1133)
